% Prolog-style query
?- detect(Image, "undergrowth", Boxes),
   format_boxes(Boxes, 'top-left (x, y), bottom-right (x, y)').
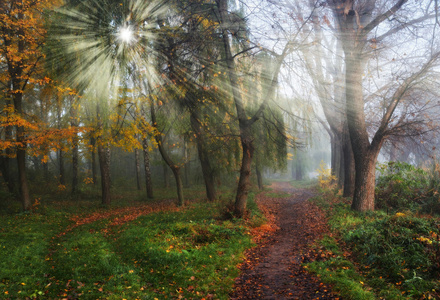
top-left (309, 190), bottom-right (440, 299)
top-left (0, 186), bottom-right (261, 299)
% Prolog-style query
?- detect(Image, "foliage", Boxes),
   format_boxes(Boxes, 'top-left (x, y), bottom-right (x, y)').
top-left (309, 192), bottom-right (440, 299)
top-left (375, 162), bottom-right (430, 211)
top-left (316, 160), bottom-right (336, 190)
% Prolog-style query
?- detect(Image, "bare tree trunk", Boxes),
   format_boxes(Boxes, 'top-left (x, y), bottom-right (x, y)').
top-left (57, 100), bottom-right (65, 185)
top-left (98, 143), bottom-right (111, 205)
top-left (256, 164), bottom-right (263, 190)
top-left (216, 0), bottom-right (286, 217)
top-left (0, 156), bottom-right (14, 194)
top-left (40, 97), bottom-right (49, 184)
top-left (135, 147), bottom-right (141, 190)
top-left (235, 131), bottom-right (254, 216)
top-left (342, 125), bottom-right (355, 197)
top-left (151, 100), bottom-right (184, 206)
top-left (13, 92), bottom-right (31, 210)
top-left (345, 50), bottom-right (377, 211)
top-left (71, 140), bottom-right (79, 195)
top-left (217, 0), bottom-right (254, 217)
top-left (190, 113), bottom-right (216, 201)
top-left (142, 137), bottom-right (154, 199)
top-left (58, 150), bottom-right (65, 185)
top-left (90, 136), bottom-right (97, 186)
top-left (183, 140), bottom-right (191, 188)
top-left (351, 151), bottom-right (378, 211)
top-left (1, 123), bottom-right (15, 193)
top-left (70, 97), bottom-right (79, 195)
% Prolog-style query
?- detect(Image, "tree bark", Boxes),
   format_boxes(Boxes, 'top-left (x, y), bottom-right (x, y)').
top-left (151, 100), bottom-right (184, 206)
top-left (256, 163), bottom-right (263, 190)
top-left (342, 124), bottom-right (355, 197)
top-left (58, 149), bottom-right (65, 185)
top-left (216, 0), bottom-right (287, 217)
top-left (217, 0), bottom-right (254, 217)
top-left (90, 136), bottom-right (97, 185)
top-left (142, 137), bottom-right (154, 199)
top-left (57, 100), bottom-right (65, 185)
top-left (135, 147), bottom-right (141, 190)
top-left (13, 91), bottom-right (31, 210)
top-left (98, 143), bottom-right (111, 205)
top-left (351, 151), bottom-right (379, 211)
top-left (1, 123), bottom-right (15, 194)
top-left (235, 130), bottom-right (254, 216)
top-left (190, 113), bottom-right (216, 201)
top-left (71, 138), bottom-right (79, 195)
top-left (183, 140), bottom-right (191, 188)
top-left (332, 0), bottom-right (409, 211)
top-left (70, 98), bottom-right (79, 195)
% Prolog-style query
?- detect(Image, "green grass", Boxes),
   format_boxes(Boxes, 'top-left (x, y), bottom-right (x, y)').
top-left (308, 192), bottom-right (440, 299)
top-left (0, 186), bottom-right (260, 299)
top-left (265, 192), bottom-right (291, 198)
top-left (290, 179), bottom-right (318, 189)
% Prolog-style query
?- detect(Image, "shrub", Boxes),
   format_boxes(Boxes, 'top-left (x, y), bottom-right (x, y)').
top-left (375, 161), bottom-right (429, 211)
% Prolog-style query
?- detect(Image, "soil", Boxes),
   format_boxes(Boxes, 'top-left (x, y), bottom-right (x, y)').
top-left (230, 182), bottom-right (340, 299)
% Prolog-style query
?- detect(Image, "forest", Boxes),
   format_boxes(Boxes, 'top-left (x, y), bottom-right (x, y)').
top-left (1, 0), bottom-right (440, 299)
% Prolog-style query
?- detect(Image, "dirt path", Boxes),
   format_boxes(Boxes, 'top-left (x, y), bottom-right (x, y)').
top-left (231, 182), bottom-right (339, 299)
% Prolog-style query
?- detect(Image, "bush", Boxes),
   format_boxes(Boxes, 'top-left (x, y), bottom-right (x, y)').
top-left (375, 161), bottom-right (429, 211)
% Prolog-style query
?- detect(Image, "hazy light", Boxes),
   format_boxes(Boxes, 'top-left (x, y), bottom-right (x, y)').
top-left (52, 0), bottom-right (168, 99)
top-left (118, 26), bottom-right (134, 44)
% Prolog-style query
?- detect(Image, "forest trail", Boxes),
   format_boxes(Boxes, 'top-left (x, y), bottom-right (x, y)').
top-left (231, 182), bottom-right (340, 299)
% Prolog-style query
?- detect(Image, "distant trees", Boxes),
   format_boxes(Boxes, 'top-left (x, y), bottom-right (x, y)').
top-left (263, 0), bottom-right (440, 211)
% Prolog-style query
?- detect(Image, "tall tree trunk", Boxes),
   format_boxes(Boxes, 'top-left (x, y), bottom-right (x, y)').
top-left (135, 147), bottom-right (141, 190)
top-left (142, 137), bottom-right (154, 199)
top-left (217, 0), bottom-right (254, 217)
top-left (342, 124), bottom-right (355, 197)
top-left (0, 156), bottom-right (14, 194)
top-left (70, 97), bottom-right (79, 195)
top-left (333, 0), bottom-right (408, 211)
top-left (345, 50), bottom-right (376, 211)
top-left (90, 136), bottom-right (97, 185)
top-left (1, 122), bottom-right (15, 194)
top-left (151, 100), bottom-right (184, 206)
top-left (13, 92), bottom-right (31, 210)
top-left (183, 140), bottom-right (191, 188)
top-left (235, 131), bottom-right (254, 216)
top-left (58, 150), bottom-right (65, 185)
top-left (216, 0), bottom-right (286, 217)
top-left (98, 143), bottom-right (111, 205)
top-left (57, 99), bottom-right (65, 185)
top-left (256, 163), bottom-right (263, 190)
top-left (351, 151), bottom-right (379, 211)
top-left (190, 113), bottom-right (216, 201)
top-left (40, 98), bottom-right (49, 183)
top-left (71, 140), bottom-right (79, 195)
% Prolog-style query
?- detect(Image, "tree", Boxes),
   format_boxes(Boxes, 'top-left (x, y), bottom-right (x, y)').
top-left (0, 0), bottom-right (59, 210)
top-left (328, 0), bottom-right (440, 211)
top-left (216, 0), bottom-right (291, 216)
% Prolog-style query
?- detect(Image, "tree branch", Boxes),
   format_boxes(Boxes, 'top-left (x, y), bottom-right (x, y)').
top-left (361, 0), bottom-right (408, 36)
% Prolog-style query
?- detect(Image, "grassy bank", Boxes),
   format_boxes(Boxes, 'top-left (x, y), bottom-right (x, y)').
top-left (307, 192), bottom-right (440, 299)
